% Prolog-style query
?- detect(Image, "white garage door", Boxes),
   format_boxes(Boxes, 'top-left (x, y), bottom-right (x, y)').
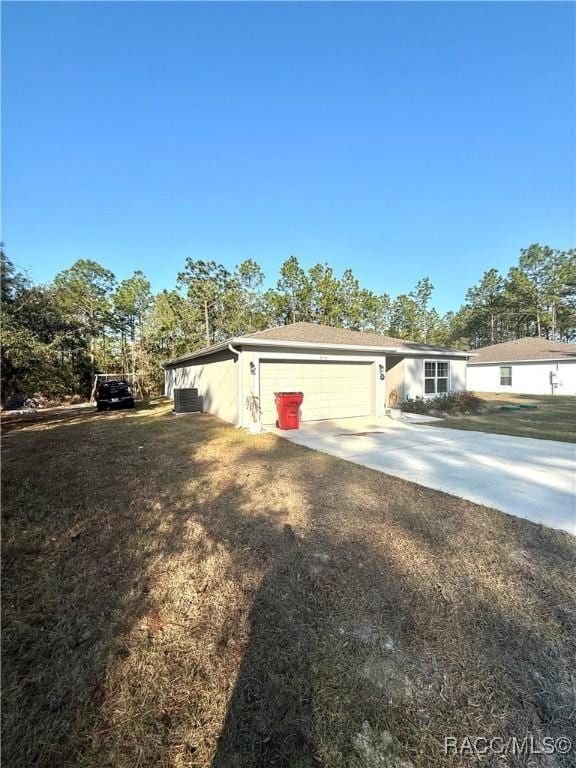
top-left (259, 360), bottom-right (373, 424)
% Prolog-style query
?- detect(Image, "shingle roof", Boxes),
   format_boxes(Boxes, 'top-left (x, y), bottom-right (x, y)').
top-left (163, 322), bottom-right (469, 367)
top-left (468, 337), bottom-right (576, 364)
top-left (242, 322), bottom-right (462, 354)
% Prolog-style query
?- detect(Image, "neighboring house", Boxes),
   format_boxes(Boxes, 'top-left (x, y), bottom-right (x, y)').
top-left (466, 337), bottom-right (576, 396)
top-left (163, 322), bottom-right (469, 427)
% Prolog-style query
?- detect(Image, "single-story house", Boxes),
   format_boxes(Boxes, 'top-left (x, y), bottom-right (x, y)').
top-left (466, 337), bottom-right (576, 396)
top-left (163, 322), bottom-right (470, 427)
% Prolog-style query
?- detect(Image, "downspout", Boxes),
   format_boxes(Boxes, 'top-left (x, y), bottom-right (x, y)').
top-left (228, 343), bottom-right (243, 428)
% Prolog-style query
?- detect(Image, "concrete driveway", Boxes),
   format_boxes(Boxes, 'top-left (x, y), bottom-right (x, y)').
top-left (267, 417), bottom-right (576, 535)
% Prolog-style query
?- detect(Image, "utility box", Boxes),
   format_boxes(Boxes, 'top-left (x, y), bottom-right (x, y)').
top-left (174, 388), bottom-right (203, 414)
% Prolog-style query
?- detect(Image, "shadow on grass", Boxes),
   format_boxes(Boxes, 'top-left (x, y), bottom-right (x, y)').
top-left (0, 397), bottom-right (164, 434)
top-left (2, 406), bottom-right (575, 767)
top-left (2, 399), bottom-right (216, 764)
top-left (203, 444), bottom-right (576, 767)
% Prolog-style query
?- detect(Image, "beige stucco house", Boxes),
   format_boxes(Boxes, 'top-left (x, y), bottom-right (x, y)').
top-left (163, 322), bottom-right (470, 427)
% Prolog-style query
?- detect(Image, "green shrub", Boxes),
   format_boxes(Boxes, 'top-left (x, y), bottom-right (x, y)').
top-left (399, 396), bottom-right (429, 414)
top-left (400, 391), bottom-right (484, 415)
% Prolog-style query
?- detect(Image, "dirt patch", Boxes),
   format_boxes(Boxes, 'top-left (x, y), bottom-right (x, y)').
top-left (353, 722), bottom-right (413, 768)
top-left (2, 399), bottom-right (575, 767)
top-left (361, 657), bottom-right (415, 700)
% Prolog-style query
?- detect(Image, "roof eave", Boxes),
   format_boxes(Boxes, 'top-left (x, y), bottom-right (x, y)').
top-left (162, 340), bottom-right (232, 368)
top-left (240, 337), bottom-right (469, 356)
top-left (163, 336), bottom-right (470, 366)
top-left (468, 356), bottom-right (575, 365)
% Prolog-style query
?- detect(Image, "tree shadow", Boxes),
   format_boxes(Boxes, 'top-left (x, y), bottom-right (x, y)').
top-left (0, 397), bottom-right (164, 434)
top-left (2, 401), bottom-right (223, 765)
top-left (2, 408), bottom-right (575, 767)
top-left (205, 440), bottom-right (576, 768)
top-left (202, 440), bottom-right (576, 767)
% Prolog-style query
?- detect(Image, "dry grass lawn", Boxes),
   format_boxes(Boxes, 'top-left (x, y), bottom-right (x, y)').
top-left (2, 399), bottom-right (576, 767)
top-left (429, 392), bottom-right (576, 443)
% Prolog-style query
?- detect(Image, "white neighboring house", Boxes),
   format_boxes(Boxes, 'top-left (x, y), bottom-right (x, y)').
top-left (466, 337), bottom-right (576, 396)
top-left (163, 322), bottom-right (470, 427)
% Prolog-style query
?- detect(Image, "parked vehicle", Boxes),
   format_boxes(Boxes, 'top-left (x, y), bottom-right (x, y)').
top-left (95, 380), bottom-right (135, 411)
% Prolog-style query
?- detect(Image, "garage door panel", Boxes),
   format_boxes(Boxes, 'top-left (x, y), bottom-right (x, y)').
top-left (260, 360), bottom-right (373, 424)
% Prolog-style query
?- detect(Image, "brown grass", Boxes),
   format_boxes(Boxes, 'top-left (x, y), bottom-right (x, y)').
top-left (2, 399), bottom-right (575, 767)
top-left (428, 392), bottom-right (576, 443)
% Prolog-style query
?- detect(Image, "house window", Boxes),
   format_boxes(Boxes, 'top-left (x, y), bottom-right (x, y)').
top-left (424, 361), bottom-right (450, 395)
top-left (500, 366), bottom-right (512, 386)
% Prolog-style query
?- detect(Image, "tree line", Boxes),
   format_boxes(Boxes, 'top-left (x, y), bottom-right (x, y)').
top-left (1, 243), bottom-right (574, 402)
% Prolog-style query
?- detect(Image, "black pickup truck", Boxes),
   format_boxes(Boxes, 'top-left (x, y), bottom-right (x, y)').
top-left (95, 380), bottom-right (135, 411)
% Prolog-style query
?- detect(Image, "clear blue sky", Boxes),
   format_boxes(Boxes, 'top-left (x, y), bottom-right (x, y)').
top-left (3, 1), bottom-right (575, 313)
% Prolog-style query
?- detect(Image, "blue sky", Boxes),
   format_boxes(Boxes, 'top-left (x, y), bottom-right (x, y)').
top-left (3, 1), bottom-right (575, 313)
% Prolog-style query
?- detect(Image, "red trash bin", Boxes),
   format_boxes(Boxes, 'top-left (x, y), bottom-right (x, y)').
top-left (274, 392), bottom-right (304, 430)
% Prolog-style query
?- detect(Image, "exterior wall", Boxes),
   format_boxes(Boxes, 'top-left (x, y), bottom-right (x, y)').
top-left (163, 344), bottom-right (470, 428)
top-left (385, 356), bottom-right (405, 403)
top-left (467, 360), bottom-right (576, 396)
top-left (450, 358), bottom-right (467, 392)
top-left (164, 349), bottom-right (239, 425)
top-left (403, 357), bottom-right (421, 399)
top-left (558, 361), bottom-right (576, 395)
top-left (239, 344), bottom-right (386, 426)
top-left (403, 357), bottom-right (467, 400)
top-left (164, 367), bottom-right (175, 398)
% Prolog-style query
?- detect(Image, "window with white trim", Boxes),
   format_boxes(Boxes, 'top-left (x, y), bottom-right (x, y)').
top-left (500, 366), bottom-right (512, 386)
top-left (424, 360), bottom-right (450, 395)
